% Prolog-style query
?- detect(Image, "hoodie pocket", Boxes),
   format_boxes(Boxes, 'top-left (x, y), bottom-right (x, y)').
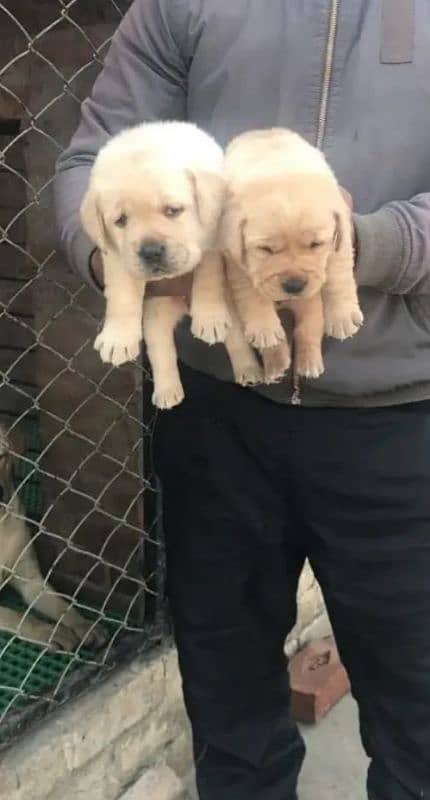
top-left (380, 0), bottom-right (415, 64)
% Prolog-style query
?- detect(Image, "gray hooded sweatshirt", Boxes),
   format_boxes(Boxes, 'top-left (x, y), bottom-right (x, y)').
top-left (54, 0), bottom-right (430, 408)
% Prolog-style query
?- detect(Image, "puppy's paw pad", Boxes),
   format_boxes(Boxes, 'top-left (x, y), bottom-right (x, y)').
top-left (49, 626), bottom-right (80, 653)
top-left (244, 324), bottom-right (286, 350)
top-left (296, 349), bottom-right (325, 380)
top-left (94, 325), bottom-right (141, 366)
top-left (191, 308), bottom-right (232, 345)
top-left (81, 623), bottom-right (107, 648)
top-left (152, 383), bottom-right (185, 410)
top-left (325, 307), bottom-right (364, 341)
top-left (63, 613), bottom-right (107, 648)
top-left (262, 343), bottom-right (291, 384)
top-left (234, 363), bottom-right (264, 386)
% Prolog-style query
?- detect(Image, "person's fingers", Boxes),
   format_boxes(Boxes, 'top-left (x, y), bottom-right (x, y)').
top-left (90, 249), bottom-right (104, 289)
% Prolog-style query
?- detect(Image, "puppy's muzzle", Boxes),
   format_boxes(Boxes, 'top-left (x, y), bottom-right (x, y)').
top-left (138, 240), bottom-right (170, 276)
top-left (281, 277), bottom-right (307, 296)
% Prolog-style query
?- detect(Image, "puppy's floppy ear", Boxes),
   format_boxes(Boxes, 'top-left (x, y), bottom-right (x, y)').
top-left (333, 192), bottom-right (354, 253)
top-left (333, 211), bottom-right (342, 252)
top-left (219, 193), bottom-right (248, 267)
top-left (238, 218), bottom-right (248, 266)
top-left (186, 169), bottom-right (226, 232)
top-left (80, 185), bottom-right (116, 253)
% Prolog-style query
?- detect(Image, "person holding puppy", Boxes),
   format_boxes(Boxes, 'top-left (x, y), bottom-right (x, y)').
top-left (55, 3), bottom-right (430, 799)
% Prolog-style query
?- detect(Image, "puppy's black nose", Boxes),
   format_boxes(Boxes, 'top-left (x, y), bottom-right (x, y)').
top-left (139, 240), bottom-right (166, 265)
top-left (282, 277), bottom-right (307, 295)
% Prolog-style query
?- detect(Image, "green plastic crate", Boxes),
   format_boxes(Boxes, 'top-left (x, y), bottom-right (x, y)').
top-left (0, 631), bottom-right (90, 716)
top-left (0, 590), bottom-right (125, 718)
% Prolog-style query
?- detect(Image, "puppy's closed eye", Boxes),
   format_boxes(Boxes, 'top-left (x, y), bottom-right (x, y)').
top-left (115, 213), bottom-right (128, 228)
top-left (309, 240), bottom-right (324, 250)
top-left (257, 245), bottom-right (275, 255)
top-left (164, 205), bottom-right (184, 219)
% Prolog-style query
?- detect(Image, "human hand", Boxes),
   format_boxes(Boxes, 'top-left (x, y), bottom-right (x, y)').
top-left (146, 274), bottom-right (192, 301)
top-left (90, 249), bottom-right (104, 289)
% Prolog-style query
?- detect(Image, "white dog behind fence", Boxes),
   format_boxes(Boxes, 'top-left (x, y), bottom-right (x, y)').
top-left (0, 427), bottom-right (105, 652)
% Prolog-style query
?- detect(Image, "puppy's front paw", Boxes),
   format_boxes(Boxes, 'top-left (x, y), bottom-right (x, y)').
top-left (44, 623), bottom-right (80, 653)
top-left (152, 380), bottom-right (185, 410)
top-left (62, 610), bottom-right (107, 648)
top-left (295, 345), bottom-right (325, 379)
top-left (324, 305), bottom-right (364, 341)
top-left (233, 360), bottom-right (264, 387)
top-left (262, 342), bottom-right (291, 384)
top-left (191, 305), bottom-right (232, 345)
top-left (244, 321), bottom-right (286, 350)
top-left (94, 323), bottom-right (141, 366)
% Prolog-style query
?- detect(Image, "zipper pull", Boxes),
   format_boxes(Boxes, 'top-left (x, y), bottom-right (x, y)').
top-left (291, 371), bottom-right (302, 406)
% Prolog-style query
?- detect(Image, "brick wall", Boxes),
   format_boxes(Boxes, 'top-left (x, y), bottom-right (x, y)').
top-left (0, 123), bottom-right (36, 425)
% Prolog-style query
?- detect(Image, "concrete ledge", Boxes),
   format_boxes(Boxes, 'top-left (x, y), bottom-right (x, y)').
top-left (120, 765), bottom-right (185, 800)
top-left (0, 645), bottom-right (192, 800)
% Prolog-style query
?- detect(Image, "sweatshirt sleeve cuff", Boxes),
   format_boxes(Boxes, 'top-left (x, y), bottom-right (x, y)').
top-left (353, 207), bottom-right (405, 292)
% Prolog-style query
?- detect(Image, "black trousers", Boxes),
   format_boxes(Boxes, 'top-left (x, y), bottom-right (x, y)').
top-left (154, 365), bottom-right (430, 800)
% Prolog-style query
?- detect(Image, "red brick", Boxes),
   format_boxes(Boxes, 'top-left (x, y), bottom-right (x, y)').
top-left (288, 637), bottom-right (351, 724)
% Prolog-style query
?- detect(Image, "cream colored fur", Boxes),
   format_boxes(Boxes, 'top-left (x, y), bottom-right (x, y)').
top-left (221, 128), bottom-right (363, 382)
top-left (81, 121), bottom-right (261, 408)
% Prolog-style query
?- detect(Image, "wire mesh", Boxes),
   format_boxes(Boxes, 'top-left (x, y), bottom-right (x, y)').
top-left (0, 0), bottom-right (164, 747)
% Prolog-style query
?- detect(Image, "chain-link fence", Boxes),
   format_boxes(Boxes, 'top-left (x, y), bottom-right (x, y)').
top-left (0, 0), bottom-right (165, 747)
